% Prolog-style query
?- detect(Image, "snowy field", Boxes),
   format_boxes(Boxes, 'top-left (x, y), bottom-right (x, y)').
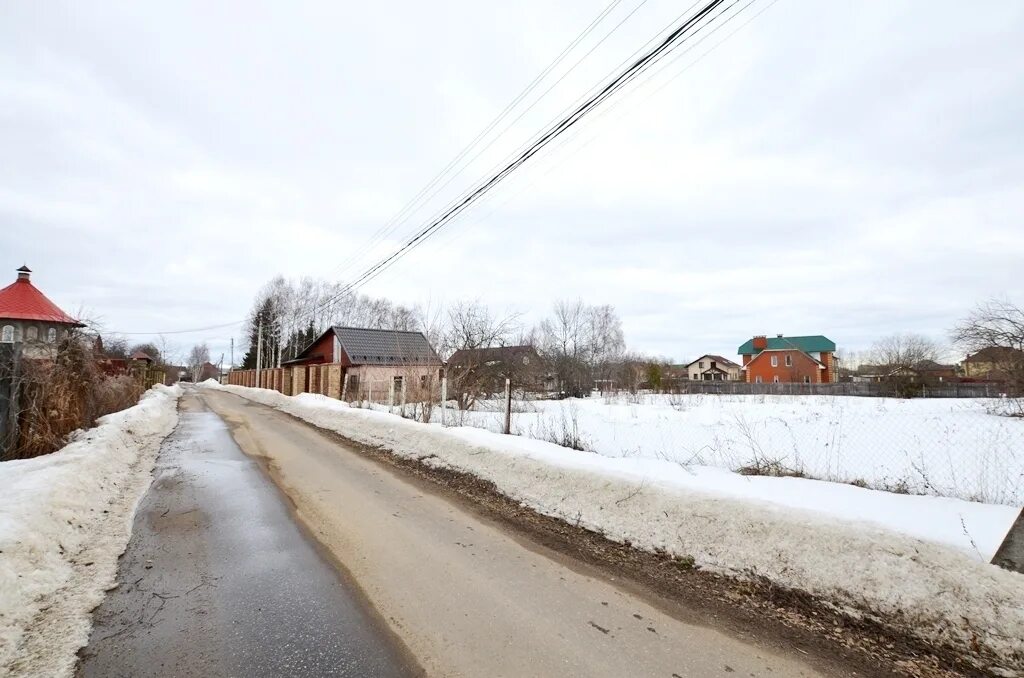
top-left (208, 383), bottom-right (1024, 673)
top-left (423, 393), bottom-right (1024, 506)
top-left (0, 384), bottom-right (180, 678)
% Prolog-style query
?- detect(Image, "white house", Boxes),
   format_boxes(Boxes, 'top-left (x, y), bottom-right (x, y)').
top-left (685, 354), bottom-right (742, 381)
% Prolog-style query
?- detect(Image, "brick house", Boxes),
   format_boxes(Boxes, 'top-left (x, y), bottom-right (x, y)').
top-left (1, 265), bottom-right (85, 455)
top-left (284, 326), bottom-right (442, 401)
top-left (684, 354), bottom-right (741, 381)
top-left (737, 334), bottom-right (837, 384)
top-left (0, 265), bottom-right (84, 356)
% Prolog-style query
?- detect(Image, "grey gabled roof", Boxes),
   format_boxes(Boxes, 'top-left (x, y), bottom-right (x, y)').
top-left (333, 326), bottom-right (440, 366)
top-left (448, 345), bottom-right (539, 368)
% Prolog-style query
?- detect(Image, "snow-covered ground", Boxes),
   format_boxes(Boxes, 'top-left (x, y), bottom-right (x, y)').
top-left (0, 384), bottom-right (181, 678)
top-left (209, 383), bottom-right (1024, 673)
top-left (416, 393), bottom-right (1024, 506)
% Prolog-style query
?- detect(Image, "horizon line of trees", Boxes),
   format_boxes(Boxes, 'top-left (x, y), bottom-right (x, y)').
top-left (234, 274), bottom-right (1023, 396)
top-left (235, 275), bottom-right (661, 398)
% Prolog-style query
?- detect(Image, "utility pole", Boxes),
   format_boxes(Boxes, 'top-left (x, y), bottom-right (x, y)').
top-left (503, 377), bottom-right (512, 435)
top-left (440, 370), bottom-right (447, 427)
top-left (255, 318), bottom-right (263, 389)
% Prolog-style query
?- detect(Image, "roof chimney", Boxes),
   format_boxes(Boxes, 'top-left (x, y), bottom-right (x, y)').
top-left (752, 335), bottom-right (767, 350)
top-left (776, 333), bottom-right (783, 338)
top-left (16, 265), bottom-right (31, 282)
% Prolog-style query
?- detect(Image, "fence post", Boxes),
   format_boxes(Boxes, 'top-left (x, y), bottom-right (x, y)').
top-left (440, 374), bottom-right (447, 426)
top-left (341, 373), bottom-right (349, 401)
top-left (504, 377), bottom-right (512, 435)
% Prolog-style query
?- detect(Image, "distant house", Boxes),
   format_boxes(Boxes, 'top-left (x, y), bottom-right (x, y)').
top-left (0, 265), bottom-right (86, 454)
top-left (737, 334), bottom-right (837, 384)
top-left (852, 361), bottom-right (958, 384)
top-left (912, 359), bottom-right (958, 382)
top-left (684, 354), bottom-right (741, 381)
top-left (0, 265), bottom-right (84, 356)
top-left (285, 326), bottom-right (442, 398)
top-left (962, 347), bottom-right (1024, 381)
top-left (198, 361), bottom-right (220, 382)
top-left (130, 350), bottom-right (154, 365)
top-left (447, 345), bottom-right (550, 393)
top-left (94, 336), bottom-right (130, 376)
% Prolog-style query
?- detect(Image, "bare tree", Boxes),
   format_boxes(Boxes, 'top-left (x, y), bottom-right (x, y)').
top-left (870, 333), bottom-right (941, 372)
top-left (868, 333), bottom-right (942, 396)
top-left (445, 301), bottom-right (520, 355)
top-left (444, 300), bottom-right (522, 410)
top-left (129, 341), bottom-right (162, 364)
top-left (100, 335), bottom-right (130, 359)
top-left (952, 298), bottom-right (1024, 394)
top-left (188, 343), bottom-right (211, 382)
top-left (538, 300), bottom-right (625, 397)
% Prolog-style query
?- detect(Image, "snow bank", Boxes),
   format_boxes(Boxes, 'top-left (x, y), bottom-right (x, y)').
top-left (210, 383), bottom-right (1024, 671)
top-left (0, 384), bottom-right (181, 678)
top-left (438, 394), bottom-right (1024, 505)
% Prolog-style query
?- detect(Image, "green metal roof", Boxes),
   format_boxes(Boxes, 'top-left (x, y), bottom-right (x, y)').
top-left (737, 335), bottom-right (836, 355)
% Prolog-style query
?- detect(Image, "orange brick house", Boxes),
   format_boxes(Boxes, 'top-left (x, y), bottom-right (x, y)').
top-left (737, 334), bottom-right (837, 384)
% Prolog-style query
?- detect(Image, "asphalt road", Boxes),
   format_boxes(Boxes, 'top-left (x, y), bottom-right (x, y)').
top-left (198, 390), bottom-right (826, 678)
top-left (77, 395), bottom-right (417, 678)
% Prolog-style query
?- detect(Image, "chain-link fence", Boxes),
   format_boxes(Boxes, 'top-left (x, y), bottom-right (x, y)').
top-left (225, 366), bottom-right (1023, 506)
top-left (435, 391), bottom-right (1024, 506)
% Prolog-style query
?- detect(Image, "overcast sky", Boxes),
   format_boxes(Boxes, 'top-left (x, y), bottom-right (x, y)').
top-left (2, 0), bottom-right (1022, 364)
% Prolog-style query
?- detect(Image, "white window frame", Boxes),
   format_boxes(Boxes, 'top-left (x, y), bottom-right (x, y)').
top-left (1, 325), bottom-right (13, 343)
top-left (47, 327), bottom-right (57, 343)
top-left (26, 325), bottom-right (38, 341)
top-left (785, 354), bottom-right (793, 367)
top-left (803, 375), bottom-right (811, 384)
top-left (773, 375), bottom-right (780, 383)
top-left (754, 375), bottom-right (763, 384)
top-left (770, 355), bottom-right (778, 367)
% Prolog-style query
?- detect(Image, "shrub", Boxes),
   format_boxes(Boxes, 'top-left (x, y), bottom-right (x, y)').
top-left (3, 336), bottom-right (145, 460)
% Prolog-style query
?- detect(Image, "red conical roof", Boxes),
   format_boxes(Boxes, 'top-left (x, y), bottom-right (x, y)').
top-left (0, 268), bottom-right (83, 326)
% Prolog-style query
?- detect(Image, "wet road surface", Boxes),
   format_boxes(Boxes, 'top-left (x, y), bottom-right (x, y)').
top-left (201, 389), bottom-right (826, 678)
top-left (77, 394), bottom-right (417, 678)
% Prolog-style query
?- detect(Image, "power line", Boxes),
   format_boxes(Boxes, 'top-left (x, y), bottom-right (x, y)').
top-left (336, 0), bottom-right (730, 296)
top-left (87, 319), bottom-right (244, 336)
top-left (101, 0), bottom-right (758, 341)
top-left (329, 0), bottom-right (657, 282)
top-left (190, 0), bottom-right (712, 340)
top-left (369, 0), bottom-right (775, 289)
top-left (348, 0), bottom-right (706, 290)
top-left (326, 0), bottom-right (629, 283)
top-left (255, 0), bottom-right (736, 332)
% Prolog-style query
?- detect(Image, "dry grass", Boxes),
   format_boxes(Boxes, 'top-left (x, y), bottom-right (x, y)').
top-left (4, 337), bottom-right (145, 460)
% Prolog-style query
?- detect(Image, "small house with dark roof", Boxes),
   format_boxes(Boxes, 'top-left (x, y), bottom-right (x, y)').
top-left (285, 326), bottom-right (442, 400)
top-left (684, 354), bottom-right (741, 381)
top-left (737, 334), bottom-right (837, 384)
top-left (130, 350), bottom-right (155, 365)
top-left (0, 265), bottom-right (84, 355)
top-left (447, 345), bottom-right (551, 393)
